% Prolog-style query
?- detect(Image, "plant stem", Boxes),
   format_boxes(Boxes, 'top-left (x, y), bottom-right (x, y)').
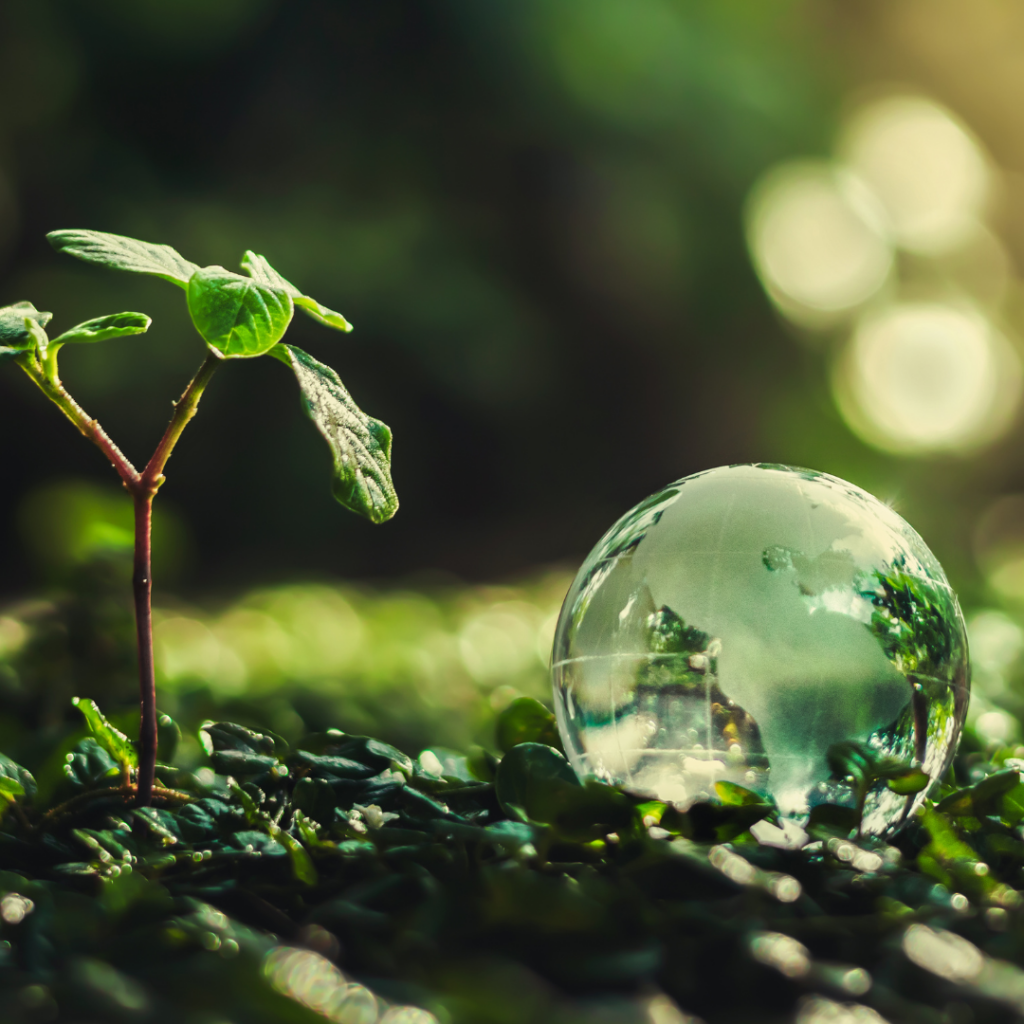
top-left (141, 352), bottom-right (221, 490)
top-left (20, 348), bottom-right (220, 807)
top-left (20, 354), bottom-right (140, 487)
top-left (133, 351), bottom-right (220, 806)
top-left (133, 490), bottom-right (157, 805)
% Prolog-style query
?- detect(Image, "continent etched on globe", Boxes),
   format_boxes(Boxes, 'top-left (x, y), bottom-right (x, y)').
top-left (551, 464), bottom-right (970, 834)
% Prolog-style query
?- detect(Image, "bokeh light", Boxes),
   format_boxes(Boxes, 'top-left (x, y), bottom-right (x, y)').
top-left (840, 95), bottom-right (990, 255)
top-left (969, 610), bottom-right (1024, 676)
top-left (745, 161), bottom-right (892, 326)
top-left (832, 302), bottom-right (1022, 454)
top-left (263, 947), bottom-right (437, 1024)
top-left (975, 496), bottom-right (1024, 600)
top-left (149, 573), bottom-right (568, 754)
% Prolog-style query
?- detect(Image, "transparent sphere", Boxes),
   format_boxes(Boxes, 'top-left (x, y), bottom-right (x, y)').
top-left (551, 465), bottom-right (970, 835)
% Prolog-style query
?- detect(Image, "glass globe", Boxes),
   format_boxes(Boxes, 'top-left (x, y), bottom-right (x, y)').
top-left (551, 465), bottom-right (970, 835)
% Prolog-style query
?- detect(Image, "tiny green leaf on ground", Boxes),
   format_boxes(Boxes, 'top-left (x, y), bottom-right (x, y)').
top-left (73, 697), bottom-right (138, 770)
top-left (241, 251), bottom-right (353, 332)
top-left (187, 267), bottom-right (294, 357)
top-left (47, 230), bottom-right (200, 288)
top-left (2, 693), bottom-right (1024, 1024)
top-left (496, 697), bottom-right (564, 753)
top-left (0, 754), bottom-right (33, 803)
top-left (886, 768), bottom-right (931, 794)
top-left (51, 312), bottom-right (152, 346)
top-left (495, 741), bottom-right (579, 824)
top-left (271, 343), bottom-right (398, 523)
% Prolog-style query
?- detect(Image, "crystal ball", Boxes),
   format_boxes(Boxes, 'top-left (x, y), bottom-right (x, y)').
top-left (551, 465), bottom-right (970, 835)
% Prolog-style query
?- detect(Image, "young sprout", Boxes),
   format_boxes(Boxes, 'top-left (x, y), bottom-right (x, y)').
top-left (0, 231), bottom-right (398, 805)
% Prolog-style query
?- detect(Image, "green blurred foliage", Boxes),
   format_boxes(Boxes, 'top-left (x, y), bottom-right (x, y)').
top-left (0, 532), bottom-right (568, 779)
top-left (0, 0), bottom-right (846, 594)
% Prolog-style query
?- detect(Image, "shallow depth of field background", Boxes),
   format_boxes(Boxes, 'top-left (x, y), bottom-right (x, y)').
top-left (3, 0), bottom-right (1024, 757)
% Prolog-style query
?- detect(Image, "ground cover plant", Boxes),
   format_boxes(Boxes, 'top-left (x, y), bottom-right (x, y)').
top-left (5, 238), bottom-right (1024, 1024)
top-left (0, 682), bottom-right (1023, 1024)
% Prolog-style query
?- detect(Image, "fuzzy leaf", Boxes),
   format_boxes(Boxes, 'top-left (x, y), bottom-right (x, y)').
top-left (241, 251), bottom-right (352, 332)
top-left (270, 344), bottom-right (398, 523)
top-left (73, 697), bottom-right (137, 770)
top-left (187, 267), bottom-right (293, 358)
top-left (47, 230), bottom-right (200, 288)
top-left (51, 312), bottom-right (152, 346)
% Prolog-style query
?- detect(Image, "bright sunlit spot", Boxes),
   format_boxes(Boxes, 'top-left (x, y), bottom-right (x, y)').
top-left (833, 302), bottom-right (1022, 454)
top-left (840, 95), bottom-right (990, 255)
top-left (745, 161), bottom-right (892, 325)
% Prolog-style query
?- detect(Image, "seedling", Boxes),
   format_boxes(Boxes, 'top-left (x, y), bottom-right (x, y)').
top-left (0, 230), bottom-right (398, 805)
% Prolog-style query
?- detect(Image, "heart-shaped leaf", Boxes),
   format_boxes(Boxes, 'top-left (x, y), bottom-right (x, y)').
top-left (270, 344), bottom-right (398, 523)
top-left (51, 312), bottom-right (152, 346)
top-left (241, 251), bottom-right (352, 332)
top-left (187, 266), bottom-right (294, 357)
top-left (0, 302), bottom-right (52, 359)
top-left (47, 230), bottom-right (200, 288)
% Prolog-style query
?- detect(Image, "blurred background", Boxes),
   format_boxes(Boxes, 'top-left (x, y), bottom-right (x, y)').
top-left (4, 0), bottom-right (1024, 759)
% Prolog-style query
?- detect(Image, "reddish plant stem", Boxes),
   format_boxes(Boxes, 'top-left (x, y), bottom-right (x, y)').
top-left (133, 491), bottom-right (157, 805)
top-left (26, 360), bottom-right (140, 486)
top-left (132, 352), bottom-right (220, 806)
top-left (21, 348), bottom-right (221, 807)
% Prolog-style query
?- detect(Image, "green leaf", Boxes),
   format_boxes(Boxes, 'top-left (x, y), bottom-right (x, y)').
top-left (496, 697), bottom-right (563, 754)
top-left (495, 742), bottom-right (580, 826)
top-left (0, 301), bottom-right (52, 356)
top-left (201, 721), bottom-right (278, 758)
top-left (51, 312), bottom-right (152, 346)
top-left (0, 754), bottom-right (35, 804)
top-left (212, 750), bottom-right (280, 776)
top-left (156, 713), bottom-right (180, 765)
top-left (274, 828), bottom-right (318, 887)
top-left (886, 769), bottom-right (930, 795)
top-left (806, 803), bottom-right (859, 840)
top-left (937, 769), bottom-right (1022, 818)
top-left (47, 229), bottom-right (200, 288)
top-left (73, 697), bottom-right (137, 771)
top-left (241, 251), bottom-right (352, 332)
top-left (826, 740), bottom-right (875, 785)
top-left (63, 739), bottom-right (122, 790)
top-left (270, 344), bottom-right (398, 523)
top-left (187, 266), bottom-right (293, 358)
top-left (714, 780), bottom-right (767, 807)
top-left (293, 777), bottom-right (339, 825)
top-left (0, 776), bottom-right (24, 800)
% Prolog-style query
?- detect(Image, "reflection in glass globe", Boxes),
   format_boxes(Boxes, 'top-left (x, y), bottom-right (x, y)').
top-left (551, 465), bottom-right (970, 835)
